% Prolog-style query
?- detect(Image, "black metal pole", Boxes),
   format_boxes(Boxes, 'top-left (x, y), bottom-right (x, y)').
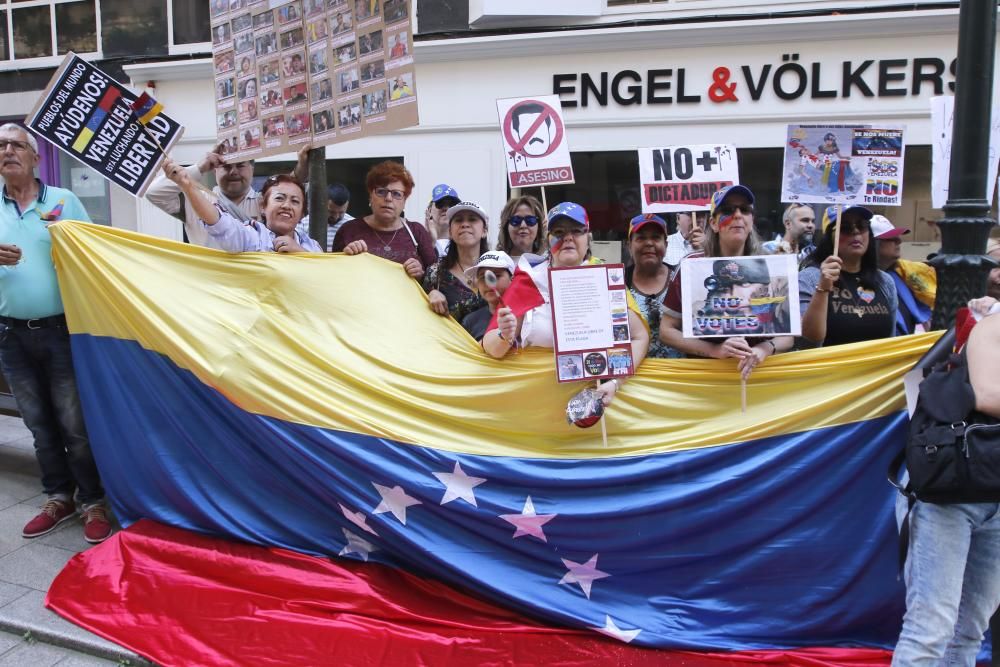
top-left (929, 0), bottom-right (998, 330)
top-left (307, 148), bottom-right (329, 249)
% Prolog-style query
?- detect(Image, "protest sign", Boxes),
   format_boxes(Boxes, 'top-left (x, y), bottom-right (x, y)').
top-left (680, 255), bottom-right (800, 339)
top-left (497, 95), bottom-right (575, 188)
top-left (211, 0), bottom-right (418, 161)
top-left (25, 53), bottom-right (183, 197)
top-left (638, 144), bottom-right (739, 213)
top-left (548, 264), bottom-right (633, 383)
top-left (931, 96), bottom-right (1000, 209)
top-left (781, 124), bottom-right (906, 207)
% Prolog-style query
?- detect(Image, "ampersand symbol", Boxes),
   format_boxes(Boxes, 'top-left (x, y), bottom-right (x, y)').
top-left (708, 67), bottom-right (738, 103)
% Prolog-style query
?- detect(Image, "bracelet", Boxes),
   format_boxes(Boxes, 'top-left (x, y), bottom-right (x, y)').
top-left (815, 286), bottom-right (831, 293)
top-left (764, 339), bottom-right (776, 354)
top-left (496, 330), bottom-right (512, 346)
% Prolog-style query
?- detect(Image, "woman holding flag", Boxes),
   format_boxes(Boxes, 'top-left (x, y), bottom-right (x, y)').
top-left (658, 185), bottom-right (793, 379)
top-left (482, 202), bottom-right (649, 407)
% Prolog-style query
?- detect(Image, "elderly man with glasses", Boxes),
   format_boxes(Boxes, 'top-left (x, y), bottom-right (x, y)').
top-left (145, 142), bottom-right (261, 247)
top-left (0, 122), bottom-right (112, 544)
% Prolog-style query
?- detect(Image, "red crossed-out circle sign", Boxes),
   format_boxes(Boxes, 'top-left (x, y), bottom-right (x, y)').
top-left (502, 99), bottom-right (565, 159)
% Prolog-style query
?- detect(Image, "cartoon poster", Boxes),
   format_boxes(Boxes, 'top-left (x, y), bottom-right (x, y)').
top-left (781, 124), bottom-right (906, 207)
top-left (497, 94), bottom-right (575, 188)
top-left (211, 0), bottom-right (418, 161)
top-left (638, 144), bottom-right (739, 213)
top-left (680, 255), bottom-right (801, 339)
top-left (549, 264), bottom-right (633, 383)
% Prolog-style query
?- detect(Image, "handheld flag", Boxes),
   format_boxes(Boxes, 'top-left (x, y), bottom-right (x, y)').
top-left (131, 92), bottom-right (164, 126)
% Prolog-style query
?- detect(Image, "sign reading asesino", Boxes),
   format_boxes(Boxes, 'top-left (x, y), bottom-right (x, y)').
top-left (497, 94), bottom-right (575, 188)
top-left (26, 53), bottom-right (183, 197)
top-left (638, 144), bottom-right (739, 213)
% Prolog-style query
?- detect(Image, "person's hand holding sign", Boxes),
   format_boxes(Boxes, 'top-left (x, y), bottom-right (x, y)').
top-left (818, 255), bottom-right (842, 291)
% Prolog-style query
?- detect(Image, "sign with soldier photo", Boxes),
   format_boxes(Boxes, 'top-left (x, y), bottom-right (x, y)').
top-left (680, 255), bottom-right (801, 339)
top-left (211, 0), bottom-right (418, 161)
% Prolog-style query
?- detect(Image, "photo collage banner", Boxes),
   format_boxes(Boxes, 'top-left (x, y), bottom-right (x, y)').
top-left (210, 0), bottom-right (417, 160)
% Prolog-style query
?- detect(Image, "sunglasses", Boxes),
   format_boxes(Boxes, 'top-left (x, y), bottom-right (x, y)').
top-left (508, 215), bottom-right (538, 228)
top-left (435, 198), bottom-right (459, 210)
top-left (839, 220), bottom-right (871, 235)
top-left (718, 203), bottom-right (754, 217)
top-left (548, 227), bottom-right (587, 240)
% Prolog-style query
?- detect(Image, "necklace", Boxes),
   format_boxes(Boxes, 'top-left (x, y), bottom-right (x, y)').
top-left (456, 260), bottom-right (473, 288)
top-left (372, 225), bottom-right (400, 252)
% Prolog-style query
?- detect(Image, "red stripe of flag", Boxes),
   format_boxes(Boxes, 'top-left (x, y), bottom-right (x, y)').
top-left (98, 87), bottom-right (121, 112)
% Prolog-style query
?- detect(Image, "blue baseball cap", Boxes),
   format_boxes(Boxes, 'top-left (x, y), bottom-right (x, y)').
top-left (822, 204), bottom-right (873, 232)
top-left (546, 202), bottom-right (589, 229)
top-left (431, 184), bottom-right (460, 203)
top-left (628, 213), bottom-right (668, 238)
top-left (709, 185), bottom-right (755, 218)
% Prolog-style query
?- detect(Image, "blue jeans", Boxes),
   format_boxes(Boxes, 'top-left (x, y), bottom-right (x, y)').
top-left (892, 496), bottom-right (1000, 666)
top-left (0, 322), bottom-right (104, 505)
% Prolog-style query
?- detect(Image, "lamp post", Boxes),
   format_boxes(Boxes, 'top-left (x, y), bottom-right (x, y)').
top-left (929, 0), bottom-right (998, 330)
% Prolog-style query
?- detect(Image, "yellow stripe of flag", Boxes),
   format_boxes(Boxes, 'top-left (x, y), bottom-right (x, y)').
top-left (71, 127), bottom-right (94, 153)
top-left (138, 101), bottom-right (164, 126)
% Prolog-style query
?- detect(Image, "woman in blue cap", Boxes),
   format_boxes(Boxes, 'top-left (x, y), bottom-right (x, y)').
top-left (482, 202), bottom-right (649, 407)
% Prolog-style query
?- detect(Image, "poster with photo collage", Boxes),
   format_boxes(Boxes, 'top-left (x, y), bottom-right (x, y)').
top-left (211, 0), bottom-right (417, 160)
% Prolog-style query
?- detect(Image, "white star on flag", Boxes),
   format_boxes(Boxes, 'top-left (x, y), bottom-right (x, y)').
top-left (499, 496), bottom-right (557, 542)
top-left (339, 503), bottom-right (378, 536)
top-left (559, 554), bottom-right (610, 599)
top-left (339, 528), bottom-right (376, 562)
top-left (432, 462), bottom-right (486, 507)
top-left (372, 483), bottom-right (422, 525)
top-left (593, 615), bottom-right (641, 643)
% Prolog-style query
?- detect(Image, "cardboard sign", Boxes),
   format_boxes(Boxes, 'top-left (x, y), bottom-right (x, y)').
top-left (638, 144), bottom-right (739, 213)
top-left (781, 124), bottom-right (906, 206)
top-left (548, 264), bottom-right (633, 383)
top-left (680, 255), bottom-right (801, 339)
top-left (497, 95), bottom-right (575, 188)
top-left (25, 53), bottom-right (183, 197)
top-left (931, 96), bottom-right (1000, 209)
top-left (211, 0), bottom-right (418, 161)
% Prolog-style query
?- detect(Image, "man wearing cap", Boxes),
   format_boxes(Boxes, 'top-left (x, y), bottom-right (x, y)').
top-left (427, 184), bottom-right (460, 257)
top-left (461, 250), bottom-right (515, 341)
top-left (626, 213), bottom-right (681, 358)
top-left (872, 214), bottom-right (935, 335)
top-left (295, 183), bottom-right (353, 251)
top-left (146, 143), bottom-right (260, 248)
top-left (0, 123), bottom-right (111, 544)
top-left (762, 204), bottom-right (816, 260)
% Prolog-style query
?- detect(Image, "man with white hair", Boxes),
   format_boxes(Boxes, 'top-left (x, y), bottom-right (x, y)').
top-left (0, 122), bottom-right (111, 544)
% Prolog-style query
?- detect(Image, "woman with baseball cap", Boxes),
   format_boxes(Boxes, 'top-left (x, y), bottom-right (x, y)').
top-left (423, 201), bottom-right (489, 322)
top-left (659, 185), bottom-right (793, 379)
top-left (799, 205), bottom-right (897, 346)
top-left (482, 202), bottom-right (649, 408)
top-left (625, 213), bottom-right (682, 359)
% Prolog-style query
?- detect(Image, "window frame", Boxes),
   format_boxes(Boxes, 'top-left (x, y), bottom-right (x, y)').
top-left (167, 0), bottom-right (209, 55)
top-left (0, 0), bottom-right (101, 69)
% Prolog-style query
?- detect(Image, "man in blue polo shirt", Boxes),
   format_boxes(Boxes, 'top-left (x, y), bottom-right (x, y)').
top-left (0, 122), bottom-right (111, 544)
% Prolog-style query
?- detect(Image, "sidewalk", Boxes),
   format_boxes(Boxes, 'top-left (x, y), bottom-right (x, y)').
top-left (0, 415), bottom-right (154, 666)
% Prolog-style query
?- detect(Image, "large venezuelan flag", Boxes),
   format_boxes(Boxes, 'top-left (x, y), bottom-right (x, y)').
top-left (44, 221), bottom-right (985, 665)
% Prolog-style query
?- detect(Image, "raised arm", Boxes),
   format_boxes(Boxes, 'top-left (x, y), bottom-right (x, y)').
top-left (162, 157), bottom-right (220, 226)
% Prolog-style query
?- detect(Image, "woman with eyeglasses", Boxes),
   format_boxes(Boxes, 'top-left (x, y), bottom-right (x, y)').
top-left (331, 161), bottom-right (436, 281)
top-left (423, 202), bottom-right (488, 321)
top-left (659, 185), bottom-right (793, 379)
top-left (625, 214), bottom-right (682, 359)
top-left (496, 195), bottom-right (545, 261)
top-left (483, 202), bottom-right (649, 408)
top-left (162, 158), bottom-right (321, 253)
top-left (799, 205), bottom-right (897, 346)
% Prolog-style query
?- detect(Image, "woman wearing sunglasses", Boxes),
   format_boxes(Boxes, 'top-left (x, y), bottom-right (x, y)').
top-left (483, 202), bottom-right (649, 408)
top-left (799, 205), bottom-right (897, 346)
top-left (659, 185), bottom-right (793, 379)
top-left (496, 195), bottom-right (545, 261)
top-left (161, 158), bottom-right (321, 254)
top-left (332, 161), bottom-right (436, 282)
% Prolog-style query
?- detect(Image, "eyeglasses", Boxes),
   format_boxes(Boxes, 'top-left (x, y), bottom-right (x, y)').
top-left (717, 203), bottom-right (754, 217)
top-left (376, 187), bottom-right (406, 201)
top-left (548, 227), bottom-right (587, 240)
top-left (0, 139), bottom-right (33, 153)
top-left (508, 215), bottom-right (538, 228)
top-left (434, 198), bottom-right (458, 210)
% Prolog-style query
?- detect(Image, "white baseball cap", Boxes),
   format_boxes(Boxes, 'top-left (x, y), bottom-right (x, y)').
top-left (446, 201), bottom-right (489, 225)
top-left (871, 214), bottom-right (910, 239)
top-left (464, 250), bottom-right (515, 279)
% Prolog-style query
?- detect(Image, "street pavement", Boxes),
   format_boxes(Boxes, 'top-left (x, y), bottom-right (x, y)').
top-left (0, 415), bottom-right (155, 666)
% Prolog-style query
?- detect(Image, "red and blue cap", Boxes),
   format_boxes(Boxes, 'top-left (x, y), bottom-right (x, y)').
top-left (628, 213), bottom-right (668, 238)
top-left (709, 185), bottom-right (755, 218)
top-left (546, 202), bottom-right (589, 230)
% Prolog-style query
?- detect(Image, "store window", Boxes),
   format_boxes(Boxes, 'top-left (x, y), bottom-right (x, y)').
top-left (100, 0), bottom-right (167, 58)
top-left (1, 0), bottom-right (99, 62)
top-left (58, 155), bottom-right (111, 226)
